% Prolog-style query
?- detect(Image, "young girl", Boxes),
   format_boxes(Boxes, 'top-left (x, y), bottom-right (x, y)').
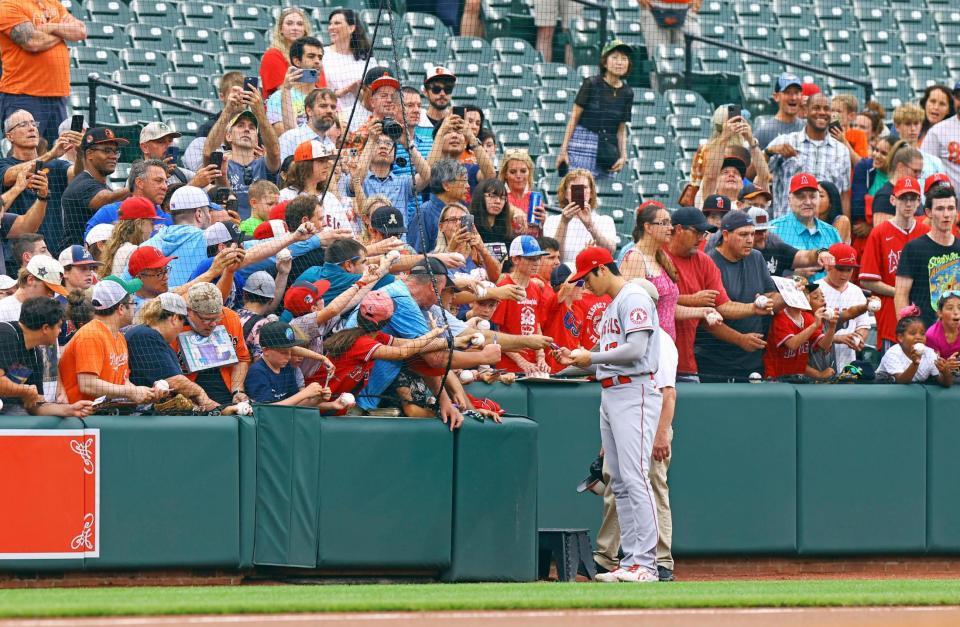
top-left (763, 282), bottom-right (837, 379)
top-left (925, 293), bottom-right (960, 373)
top-left (878, 316), bottom-right (953, 386)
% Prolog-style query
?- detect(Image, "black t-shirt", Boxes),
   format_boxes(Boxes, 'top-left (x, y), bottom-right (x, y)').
top-left (760, 232), bottom-right (800, 277)
top-left (0, 157), bottom-right (71, 251)
top-left (123, 325), bottom-right (184, 387)
top-left (896, 234), bottom-right (960, 326)
top-left (195, 367), bottom-right (232, 404)
top-left (0, 321), bottom-right (43, 401)
top-left (574, 75), bottom-right (634, 137)
top-left (60, 171), bottom-right (110, 248)
top-left (872, 182), bottom-right (895, 217)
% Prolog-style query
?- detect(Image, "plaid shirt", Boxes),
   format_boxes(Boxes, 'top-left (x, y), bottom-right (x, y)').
top-left (768, 130), bottom-right (851, 219)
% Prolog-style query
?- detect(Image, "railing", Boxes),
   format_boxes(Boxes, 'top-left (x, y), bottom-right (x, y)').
top-left (683, 32), bottom-right (874, 103)
top-left (85, 72), bottom-right (210, 127)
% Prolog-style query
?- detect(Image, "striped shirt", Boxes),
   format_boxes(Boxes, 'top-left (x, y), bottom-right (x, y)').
top-left (768, 130), bottom-right (851, 219)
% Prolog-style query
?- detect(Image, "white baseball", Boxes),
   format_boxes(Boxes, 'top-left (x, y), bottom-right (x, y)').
top-left (475, 286), bottom-right (487, 298)
top-left (153, 380), bottom-right (170, 393)
top-left (754, 295), bottom-right (771, 309)
top-left (0, 398), bottom-right (4, 412)
top-left (868, 298), bottom-right (881, 313)
top-left (277, 248), bottom-right (292, 261)
top-left (480, 280), bottom-right (495, 291)
top-left (339, 392), bottom-right (356, 407)
top-left (470, 332), bottom-right (485, 347)
top-left (386, 249), bottom-right (401, 263)
top-left (235, 401), bottom-right (253, 416)
top-left (826, 308), bottom-right (839, 321)
top-left (705, 311), bottom-right (722, 325)
top-left (477, 319), bottom-right (491, 331)
top-left (571, 348), bottom-right (590, 362)
top-left (459, 370), bottom-right (476, 384)
top-left (749, 372), bottom-right (762, 382)
top-left (914, 343), bottom-right (927, 356)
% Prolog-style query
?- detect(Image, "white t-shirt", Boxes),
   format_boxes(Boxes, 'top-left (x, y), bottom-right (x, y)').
top-left (877, 344), bottom-right (939, 382)
top-left (653, 328), bottom-right (678, 390)
top-left (816, 279), bottom-right (871, 370)
top-left (322, 47), bottom-right (377, 132)
top-left (277, 188), bottom-right (357, 235)
top-left (0, 295), bottom-right (22, 322)
top-left (542, 212), bottom-right (619, 264)
top-left (921, 115), bottom-right (960, 191)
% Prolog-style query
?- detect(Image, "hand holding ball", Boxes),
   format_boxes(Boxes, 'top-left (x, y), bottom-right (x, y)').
top-left (913, 343), bottom-right (927, 356)
top-left (235, 401), bottom-right (253, 416)
top-left (338, 393), bottom-right (356, 408)
top-left (705, 311), bottom-right (722, 326)
top-left (470, 332), bottom-right (485, 347)
top-left (153, 380), bottom-right (169, 393)
top-left (277, 248), bottom-right (292, 261)
top-left (459, 370), bottom-right (476, 384)
top-left (386, 250), bottom-right (401, 264)
top-left (477, 319), bottom-right (491, 331)
top-left (867, 297), bottom-right (881, 313)
top-left (754, 295), bottom-right (771, 310)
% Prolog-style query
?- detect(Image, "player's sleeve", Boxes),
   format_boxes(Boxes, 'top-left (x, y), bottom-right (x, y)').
top-left (858, 228), bottom-right (883, 281)
top-left (622, 292), bottom-right (655, 335)
top-left (652, 330), bottom-right (678, 389)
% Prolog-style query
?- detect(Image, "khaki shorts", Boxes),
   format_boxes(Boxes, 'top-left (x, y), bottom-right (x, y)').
top-left (534, 0), bottom-right (582, 28)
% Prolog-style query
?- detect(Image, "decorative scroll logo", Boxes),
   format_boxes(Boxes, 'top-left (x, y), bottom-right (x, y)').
top-left (70, 513), bottom-right (95, 551)
top-left (70, 438), bottom-right (95, 475)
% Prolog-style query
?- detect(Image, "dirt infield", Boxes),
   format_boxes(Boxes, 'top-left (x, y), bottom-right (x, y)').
top-left (4, 607), bottom-right (960, 627)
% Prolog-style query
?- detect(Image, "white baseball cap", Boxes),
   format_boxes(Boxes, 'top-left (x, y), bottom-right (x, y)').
top-left (85, 223), bottom-right (114, 245)
top-left (139, 121), bottom-right (181, 144)
top-left (243, 271), bottom-right (276, 298)
top-left (26, 255), bottom-right (68, 296)
top-left (158, 292), bottom-right (188, 316)
top-left (0, 275), bottom-right (16, 290)
top-left (91, 279), bottom-right (135, 310)
top-left (170, 185), bottom-right (209, 212)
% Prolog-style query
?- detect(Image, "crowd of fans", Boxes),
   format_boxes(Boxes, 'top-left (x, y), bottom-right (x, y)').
top-left (0, 0), bottom-right (957, 423)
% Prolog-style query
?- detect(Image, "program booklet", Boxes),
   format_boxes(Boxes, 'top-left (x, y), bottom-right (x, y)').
top-left (178, 326), bottom-right (238, 373)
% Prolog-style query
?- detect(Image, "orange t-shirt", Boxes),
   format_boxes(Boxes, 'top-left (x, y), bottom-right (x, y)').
top-left (59, 319), bottom-right (131, 403)
top-left (172, 308), bottom-right (251, 391)
top-left (0, 0), bottom-right (71, 97)
top-left (844, 129), bottom-right (870, 159)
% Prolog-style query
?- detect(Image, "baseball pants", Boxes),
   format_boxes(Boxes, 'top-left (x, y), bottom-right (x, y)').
top-left (598, 378), bottom-right (662, 575)
top-left (595, 427), bottom-right (674, 572)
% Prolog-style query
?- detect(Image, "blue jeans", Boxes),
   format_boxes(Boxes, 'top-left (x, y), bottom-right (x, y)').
top-left (0, 93), bottom-right (67, 147)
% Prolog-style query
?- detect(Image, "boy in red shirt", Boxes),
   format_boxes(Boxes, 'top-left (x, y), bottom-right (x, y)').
top-left (763, 280), bottom-right (837, 379)
top-left (491, 235), bottom-right (551, 374)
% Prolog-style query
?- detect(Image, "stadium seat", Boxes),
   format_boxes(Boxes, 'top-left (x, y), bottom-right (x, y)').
top-left (73, 47), bottom-right (123, 73)
top-left (454, 86), bottom-right (494, 111)
top-left (180, 2), bottom-right (227, 28)
top-left (901, 31), bottom-right (942, 54)
top-left (109, 162), bottom-right (132, 187)
top-left (653, 44), bottom-right (687, 78)
top-left (773, 1), bottom-right (819, 29)
top-left (814, 4), bottom-right (858, 30)
top-left (70, 67), bottom-right (91, 91)
top-left (222, 28), bottom-right (267, 54)
top-left (226, 5), bottom-right (274, 31)
top-left (533, 63), bottom-right (580, 90)
top-left (667, 113), bottom-right (710, 135)
top-left (487, 109), bottom-right (532, 132)
top-left (636, 179), bottom-right (676, 204)
top-left (404, 35), bottom-right (447, 61)
top-left (62, 0), bottom-right (87, 20)
top-left (111, 69), bottom-right (162, 93)
top-left (397, 58), bottom-right (430, 85)
top-left (822, 52), bottom-right (866, 77)
top-left (83, 23), bottom-right (129, 50)
top-left (86, 0), bottom-right (132, 24)
top-left (491, 37), bottom-right (540, 64)
top-left (698, 0), bottom-right (737, 27)
top-left (634, 88), bottom-right (666, 110)
top-left (864, 52), bottom-right (908, 79)
top-left (217, 52), bottom-right (261, 74)
top-left (530, 108), bottom-right (568, 132)
top-left (491, 61), bottom-right (533, 87)
top-left (120, 49), bottom-right (173, 73)
top-left (736, 25), bottom-right (778, 51)
top-left (165, 116), bottom-right (203, 140)
top-left (168, 51), bottom-right (217, 75)
top-left (822, 28), bottom-right (861, 54)
top-left (497, 130), bottom-right (545, 157)
top-left (664, 90), bottom-right (712, 117)
top-left (893, 8), bottom-right (937, 32)
top-left (490, 86), bottom-right (537, 111)
top-left (780, 27), bottom-right (822, 53)
top-left (631, 110), bottom-right (661, 133)
top-left (448, 36), bottom-right (495, 64)
top-left (127, 25), bottom-right (175, 51)
top-left (735, 1), bottom-right (777, 26)
top-left (163, 73), bottom-right (218, 102)
top-left (174, 26), bottom-right (224, 55)
top-left (933, 9), bottom-right (960, 28)
top-left (91, 102), bottom-right (120, 126)
top-left (699, 47), bottom-right (744, 75)
top-left (853, 5), bottom-right (896, 31)
top-left (862, 30), bottom-right (903, 55)
top-left (359, 8), bottom-right (399, 35)
top-left (539, 132), bottom-right (565, 153)
top-left (403, 12), bottom-right (451, 38)
top-left (536, 87), bottom-right (576, 106)
top-left (129, 0), bottom-right (183, 26)
top-left (576, 66), bottom-right (599, 81)
top-left (904, 52), bottom-right (946, 77)
top-left (107, 94), bottom-right (159, 125)
top-left (941, 24), bottom-right (960, 52)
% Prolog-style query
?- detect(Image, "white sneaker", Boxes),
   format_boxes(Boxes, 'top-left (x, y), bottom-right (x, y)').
top-left (615, 565), bottom-right (659, 582)
top-left (594, 568), bottom-right (627, 583)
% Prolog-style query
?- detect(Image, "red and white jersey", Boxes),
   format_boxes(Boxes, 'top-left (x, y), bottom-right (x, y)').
top-left (595, 282), bottom-right (659, 379)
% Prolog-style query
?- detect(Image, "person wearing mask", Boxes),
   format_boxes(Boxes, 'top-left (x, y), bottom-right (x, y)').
top-left (260, 7), bottom-right (317, 100)
top-left (323, 9), bottom-right (376, 132)
top-left (269, 36), bottom-right (327, 135)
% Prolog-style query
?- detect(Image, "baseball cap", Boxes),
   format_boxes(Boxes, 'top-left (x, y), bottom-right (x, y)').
top-left (205, 221), bottom-right (246, 247)
top-left (0, 275), bottom-right (15, 290)
top-left (80, 127), bottom-right (129, 151)
top-left (128, 246), bottom-right (176, 277)
top-left (550, 263), bottom-right (572, 290)
top-left (85, 223), bottom-right (114, 246)
top-left (243, 271), bottom-right (276, 298)
top-left (774, 72), bottom-right (802, 93)
top-left (720, 210), bottom-right (754, 232)
top-left (358, 290), bottom-right (394, 324)
top-left (801, 83), bottom-right (820, 97)
top-left (253, 219), bottom-right (289, 240)
top-left (283, 280), bottom-right (330, 317)
top-left (158, 292), bottom-right (188, 316)
top-left (569, 246), bottom-right (615, 283)
top-left (893, 176), bottom-right (921, 198)
top-left (409, 256), bottom-right (451, 278)
top-left (739, 182), bottom-right (772, 202)
top-left (635, 200), bottom-right (665, 216)
top-left (702, 194), bottom-right (732, 215)
top-left (57, 245), bottom-right (100, 268)
top-left (118, 196), bottom-right (163, 221)
top-left (829, 242), bottom-right (859, 268)
top-left (509, 235), bottom-right (548, 258)
top-left (228, 110), bottom-right (258, 129)
top-left (294, 139), bottom-right (334, 162)
top-left (601, 39), bottom-right (633, 57)
top-left (170, 186), bottom-right (209, 212)
top-left (424, 65), bottom-right (457, 85)
top-left (924, 173), bottom-right (952, 196)
top-left (953, 80), bottom-right (960, 94)
top-left (91, 278), bottom-right (136, 310)
top-left (789, 172), bottom-right (819, 194)
top-left (367, 72), bottom-right (400, 93)
top-left (268, 201), bottom-right (289, 221)
top-left (672, 207), bottom-right (718, 232)
top-left (259, 321), bottom-right (306, 349)
top-left (371, 205), bottom-right (406, 235)
top-left (139, 121), bottom-right (181, 144)
top-left (187, 282), bottom-right (223, 315)
top-left (26, 256), bottom-right (68, 297)
top-left (720, 155), bottom-right (747, 178)
top-left (746, 206), bottom-right (771, 230)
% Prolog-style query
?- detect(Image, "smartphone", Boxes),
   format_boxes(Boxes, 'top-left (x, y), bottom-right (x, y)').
top-left (209, 151), bottom-right (224, 168)
top-left (242, 76), bottom-right (259, 92)
top-left (459, 214), bottom-right (474, 231)
top-left (452, 105), bottom-right (465, 120)
top-left (299, 68), bottom-right (318, 84)
top-left (211, 186), bottom-right (231, 205)
top-left (571, 184), bottom-right (586, 211)
top-left (485, 242), bottom-right (507, 260)
top-left (829, 112), bottom-right (843, 133)
top-left (727, 104), bottom-right (739, 120)
top-left (33, 161), bottom-right (41, 174)
top-left (70, 114), bottom-right (84, 133)
top-left (575, 279), bottom-right (585, 288)
top-left (164, 145), bottom-right (181, 163)
top-left (226, 198), bottom-right (238, 213)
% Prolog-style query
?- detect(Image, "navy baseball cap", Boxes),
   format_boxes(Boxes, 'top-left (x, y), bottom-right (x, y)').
top-left (57, 244), bottom-right (100, 267)
top-left (953, 81), bottom-right (960, 94)
top-left (371, 205), bottom-right (406, 235)
top-left (672, 207), bottom-right (718, 233)
top-left (720, 210), bottom-right (754, 232)
top-left (774, 72), bottom-right (803, 93)
top-left (702, 194), bottom-right (732, 215)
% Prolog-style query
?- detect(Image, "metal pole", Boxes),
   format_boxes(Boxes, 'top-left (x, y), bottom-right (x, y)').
top-left (599, 5), bottom-right (607, 59)
top-left (87, 73), bottom-right (99, 127)
top-left (684, 33), bottom-right (693, 90)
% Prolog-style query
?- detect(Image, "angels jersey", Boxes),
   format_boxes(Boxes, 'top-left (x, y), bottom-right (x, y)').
top-left (595, 282), bottom-right (660, 379)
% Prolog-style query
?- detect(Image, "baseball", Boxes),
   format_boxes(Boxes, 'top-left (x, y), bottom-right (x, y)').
top-left (386, 250), bottom-right (401, 263)
top-left (476, 286), bottom-right (487, 298)
top-left (749, 372), bottom-right (762, 383)
top-left (277, 248), bottom-right (292, 261)
top-left (914, 343), bottom-right (927, 356)
top-left (705, 311), bottom-right (722, 325)
top-left (477, 319), bottom-right (491, 331)
top-left (339, 392), bottom-right (356, 407)
top-left (470, 332), bottom-right (485, 347)
top-left (477, 364), bottom-right (492, 372)
top-left (0, 398), bottom-right (4, 412)
top-left (754, 295), bottom-right (771, 309)
top-left (235, 401), bottom-right (253, 416)
top-left (868, 298), bottom-right (881, 313)
top-left (153, 380), bottom-right (170, 393)
top-left (826, 308), bottom-right (839, 321)
top-left (459, 370), bottom-right (476, 384)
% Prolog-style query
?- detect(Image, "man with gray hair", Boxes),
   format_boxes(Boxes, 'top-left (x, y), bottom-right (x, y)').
top-left (83, 159), bottom-right (173, 238)
top-left (406, 158), bottom-right (468, 253)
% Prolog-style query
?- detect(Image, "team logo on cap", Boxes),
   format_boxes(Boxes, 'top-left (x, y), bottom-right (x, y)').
top-left (799, 175), bottom-right (810, 186)
top-left (104, 129), bottom-right (114, 139)
top-left (304, 295), bottom-right (314, 305)
top-left (285, 327), bottom-right (295, 341)
top-left (387, 213), bottom-right (398, 225)
top-left (716, 197), bottom-right (725, 209)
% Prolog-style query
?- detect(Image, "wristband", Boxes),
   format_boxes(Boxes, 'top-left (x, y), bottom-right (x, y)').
top-left (35, 195), bottom-right (48, 201)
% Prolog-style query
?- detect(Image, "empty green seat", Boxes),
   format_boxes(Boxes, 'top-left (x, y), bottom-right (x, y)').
top-left (227, 5), bottom-right (273, 31)
top-left (222, 28), bottom-right (266, 53)
top-left (169, 51), bottom-right (217, 74)
top-left (449, 36), bottom-right (495, 64)
top-left (174, 26), bottom-right (223, 55)
top-left (180, 2), bottom-right (226, 28)
top-left (121, 49), bottom-right (173, 73)
top-left (127, 24), bottom-right (175, 50)
top-left (130, 0), bottom-right (183, 26)
top-left (84, 23), bottom-right (128, 49)
top-left (87, 0), bottom-right (131, 23)
top-left (492, 37), bottom-right (539, 64)
top-left (73, 46), bottom-right (122, 72)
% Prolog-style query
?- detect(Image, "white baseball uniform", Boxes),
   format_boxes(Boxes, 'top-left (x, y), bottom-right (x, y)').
top-left (595, 282), bottom-right (662, 576)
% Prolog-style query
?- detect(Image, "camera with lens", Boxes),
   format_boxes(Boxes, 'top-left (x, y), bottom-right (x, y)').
top-left (381, 117), bottom-right (404, 142)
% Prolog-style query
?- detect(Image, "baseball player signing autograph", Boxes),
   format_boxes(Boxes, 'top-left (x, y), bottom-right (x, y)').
top-left (554, 247), bottom-right (662, 583)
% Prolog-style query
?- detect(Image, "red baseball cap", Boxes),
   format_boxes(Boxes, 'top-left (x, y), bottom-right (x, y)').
top-left (568, 246), bottom-right (614, 283)
top-left (118, 197), bottom-right (163, 220)
top-left (893, 176), bottom-right (921, 198)
top-left (635, 200), bottom-right (665, 216)
top-left (801, 83), bottom-right (820, 97)
top-left (358, 290), bottom-right (395, 324)
top-left (828, 243), bottom-right (859, 268)
top-left (268, 201), bottom-right (288, 221)
top-left (924, 172), bottom-right (952, 195)
top-left (789, 172), bottom-right (819, 194)
top-left (253, 219), bottom-right (289, 240)
top-left (128, 246), bottom-right (177, 277)
top-left (283, 280), bottom-right (331, 317)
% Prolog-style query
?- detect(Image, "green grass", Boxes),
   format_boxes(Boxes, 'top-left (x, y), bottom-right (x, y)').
top-left (2, 580), bottom-right (960, 617)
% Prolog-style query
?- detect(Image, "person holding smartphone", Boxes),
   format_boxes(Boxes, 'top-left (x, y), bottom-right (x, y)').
top-left (431, 203), bottom-right (501, 282)
top-left (542, 169), bottom-right (618, 264)
top-left (267, 36), bottom-right (326, 136)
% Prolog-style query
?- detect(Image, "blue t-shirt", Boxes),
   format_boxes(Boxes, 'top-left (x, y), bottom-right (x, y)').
top-left (246, 359), bottom-right (298, 403)
top-left (407, 194), bottom-right (445, 254)
top-left (123, 325), bottom-right (183, 387)
top-left (84, 200), bottom-right (172, 240)
top-left (226, 158), bottom-right (278, 219)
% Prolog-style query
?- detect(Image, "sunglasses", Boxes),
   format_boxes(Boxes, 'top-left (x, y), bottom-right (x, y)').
top-left (429, 83), bottom-right (454, 95)
top-left (242, 165), bottom-right (253, 186)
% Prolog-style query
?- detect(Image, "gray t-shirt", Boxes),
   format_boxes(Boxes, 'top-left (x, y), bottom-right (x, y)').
top-left (695, 248), bottom-right (777, 378)
top-left (755, 117), bottom-right (805, 150)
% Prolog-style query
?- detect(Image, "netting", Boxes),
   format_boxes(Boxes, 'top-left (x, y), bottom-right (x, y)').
top-left (0, 0), bottom-right (956, 420)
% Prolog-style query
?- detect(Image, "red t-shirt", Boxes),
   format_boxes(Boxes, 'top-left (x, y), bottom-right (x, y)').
top-left (663, 248), bottom-right (731, 376)
top-left (491, 274), bottom-right (547, 372)
top-left (763, 309), bottom-right (822, 378)
top-left (327, 331), bottom-right (392, 397)
top-left (542, 290), bottom-right (611, 373)
top-left (859, 219), bottom-right (930, 345)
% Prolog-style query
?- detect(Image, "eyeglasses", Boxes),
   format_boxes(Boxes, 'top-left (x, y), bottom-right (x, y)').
top-left (91, 146), bottom-right (120, 155)
top-left (441, 216), bottom-right (465, 223)
top-left (139, 267), bottom-right (169, 278)
top-left (648, 220), bottom-right (672, 227)
top-left (429, 83), bottom-right (454, 95)
top-left (191, 311), bottom-right (222, 325)
top-left (6, 120), bottom-right (38, 132)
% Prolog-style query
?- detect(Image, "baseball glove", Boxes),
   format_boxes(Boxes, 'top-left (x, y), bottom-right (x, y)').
top-left (153, 394), bottom-right (195, 414)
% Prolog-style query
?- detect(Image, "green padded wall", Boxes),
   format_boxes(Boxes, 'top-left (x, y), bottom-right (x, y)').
top-left (925, 387), bottom-right (960, 552)
top-left (469, 381), bottom-right (529, 417)
top-left (671, 383), bottom-right (797, 554)
top-left (443, 417), bottom-right (538, 582)
top-left (797, 386), bottom-right (926, 554)
top-left (316, 418), bottom-right (453, 568)
top-left (85, 415), bottom-right (241, 568)
top-left (237, 414), bottom-right (258, 569)
top-left (253, 406), bottom-right (323, 567)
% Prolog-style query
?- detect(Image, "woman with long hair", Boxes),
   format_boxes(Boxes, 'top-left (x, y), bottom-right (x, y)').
top-left (97, 217), bottom-right (155, 279)
top-left (817, 181), bottom-right (851, 243)
top-left (323, 8), bottom-right (376, 131)
top-left (432, 202), bottom-right (500, 281)
top-left (542, 169), bottom-right (618, 263)
top-left (279, 144), bottom-right (356, 235)
top-left (919, 84), bottom-right (955, 146)
top-left (499, 150), bottom-right (539, 220)
top-left (260, 7), bottom-right (318, 100)
top-left (470, 178), bottom-right (522, 245)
